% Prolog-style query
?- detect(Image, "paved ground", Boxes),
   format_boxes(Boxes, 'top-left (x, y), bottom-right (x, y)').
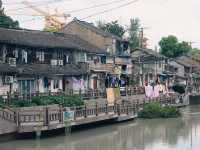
top-left (0, 118), bottom-right (17, 135)
top-left (84, 94), bottom-right (146, 105)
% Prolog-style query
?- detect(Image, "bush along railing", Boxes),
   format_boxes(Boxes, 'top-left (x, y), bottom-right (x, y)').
top-left (0, 94), bottom-right (182, 130)
top-left (0, 95), bottom-right (84, 108)
top-left (138, 102), bottom-right (181, 119)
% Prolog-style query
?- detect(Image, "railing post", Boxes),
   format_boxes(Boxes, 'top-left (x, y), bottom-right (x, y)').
top-left (126, 105), bottom-right (129, 115)
top-left (133, 102), bottom-right (136, 115)
top-left (96, 102), bottom-right (98, 116)
top-left (143, 99), bottom-right (146, 108)
top-left (73, 107), bottom-right (76, 121)
top-left (59, 105), bottom-right (63, 123)
top-left (14, 109), bottom-right (18, 125)
top-left (114, 102), bottom-right (117, 114)
top-left (170, 96), bottom-right (173, 104)
top-left (84, 105), bottom-right (87, 118)
top-left (117, 104), bottom-right (121, 116)
top-left (105, 102), bottom-right (108, 115)
top-left (45, 107), bottom-right (49, 126)
top-left (136, 99), bottom-right (139, 111)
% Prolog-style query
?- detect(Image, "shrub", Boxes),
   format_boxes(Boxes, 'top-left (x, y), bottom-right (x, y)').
top-left (12, 100), bottom-right (32, 107)
top-left (172, 84), bottom-right (185, 94)
top-left (138, 102), bottom-right (181, 119)
top-left (9, 95), bottom-right (84, 108)
top-left (161, 106), bottom-right (181, 118)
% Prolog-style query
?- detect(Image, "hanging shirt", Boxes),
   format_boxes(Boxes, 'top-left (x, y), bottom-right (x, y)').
top-left (153, 85), bottom-right (160, 98)
top-left (145, 85), bottom-right (153, 98)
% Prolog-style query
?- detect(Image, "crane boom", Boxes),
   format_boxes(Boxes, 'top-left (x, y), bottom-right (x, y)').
top-left (22, 1), bottom-right (49, 16)
top-left (21, 1), bottom-right (70, 29)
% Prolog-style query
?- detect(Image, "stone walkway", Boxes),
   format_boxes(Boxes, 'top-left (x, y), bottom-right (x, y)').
top-left (0, 118), bottom-right (17, 135)
top-left (84, 94), bottom-right (146, 106)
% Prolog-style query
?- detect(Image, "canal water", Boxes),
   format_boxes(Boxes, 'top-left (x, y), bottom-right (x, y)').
top-left (1, 105), bottom-right (200, 150)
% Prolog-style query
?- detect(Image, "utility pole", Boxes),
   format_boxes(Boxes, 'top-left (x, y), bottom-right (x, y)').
top-left (139, 27), bottom-right (149, 49)
top-left (139, 27), bottom-right (144, 49)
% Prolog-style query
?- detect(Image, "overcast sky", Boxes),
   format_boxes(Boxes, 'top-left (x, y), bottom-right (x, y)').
top-left (2, 0), bottom-right (200, 49)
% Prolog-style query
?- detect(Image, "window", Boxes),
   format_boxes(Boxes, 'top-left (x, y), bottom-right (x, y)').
top-left (159, 62), bottom-right (162, 68)
top-left (36, 51), bottom-right (44, 62)
top-left (101, 56), bottom-right (106, 64)
top-left (77, 52), bottom-right (86, 62)
top-left (87, 55), bottom-right (93, 61)
top-left (53, 80), bottom-right (59, 89)
top-left (13, 49), bottom-right (18, 58)
top-left (57, 51), bottom-right (63, 60)
top-left (22, 50), bottom-right (27, 63)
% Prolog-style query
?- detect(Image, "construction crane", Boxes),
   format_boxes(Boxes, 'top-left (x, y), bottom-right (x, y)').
top-left (21, 1), bottom-right (70, 30)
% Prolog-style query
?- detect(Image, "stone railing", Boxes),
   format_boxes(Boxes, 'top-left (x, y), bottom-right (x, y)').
top-left (89, 63), bottom-right (113, 72)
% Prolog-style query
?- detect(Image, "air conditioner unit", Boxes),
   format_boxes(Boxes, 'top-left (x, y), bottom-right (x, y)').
top-left (58, 60), bottom-right (63, 66)
top-left (8, 58), bottom-right (16, 67)
top-left (5, 76), bottom-right (14, 84)
top-left (51, 59), bottom-right (57, 66)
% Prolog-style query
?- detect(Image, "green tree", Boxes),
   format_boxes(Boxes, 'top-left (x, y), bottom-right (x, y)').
top-left (190, 48), bottom-right (200, 61)
top-left (96, 20), bottom-right (125, 38)
top-left (44, 26), bottom-right (59, 32)
top-left (159, 35), bottom-right (191, 58)
top-left (0, 0), bottom-right (3, 15)
top-left (0, 0), bottom-right (19, 28)
top-left (128, 18), bottom-right (140, 49)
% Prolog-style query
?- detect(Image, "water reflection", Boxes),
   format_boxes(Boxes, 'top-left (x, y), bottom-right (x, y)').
top-left (1, 105), bottom-right (200, 150)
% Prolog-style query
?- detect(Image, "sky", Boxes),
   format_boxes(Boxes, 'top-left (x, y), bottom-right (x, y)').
top-left (2, 0), bottom-right (200, 49)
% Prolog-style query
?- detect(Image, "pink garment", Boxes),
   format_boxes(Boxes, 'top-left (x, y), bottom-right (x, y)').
top-left (145, 85), bottom-right (153, 98)
top-left (153, 85), bottom-right (160, 98)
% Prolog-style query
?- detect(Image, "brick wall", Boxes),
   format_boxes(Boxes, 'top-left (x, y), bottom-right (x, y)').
top-left (62, 22), bottom-right (113, 51)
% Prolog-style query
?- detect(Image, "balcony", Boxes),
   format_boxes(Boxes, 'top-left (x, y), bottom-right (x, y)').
top-left (89, 63), bottom-right (113, 73)
top-left (115, 57), bottom-right (131, 65)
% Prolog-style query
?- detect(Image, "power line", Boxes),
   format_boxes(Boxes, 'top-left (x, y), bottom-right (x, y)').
top-left (5, 0), bottom-right (65, 12)
top-left (81, 0), bottom-right (139, 20)
top-left (12, 0), bottom-right (140, 25)
top-left (20, 16), bottom-right (44, 23)
top-left (8, 0), bottom-right (129, 16)
top-left (66, 0), bottom-right (130, 13)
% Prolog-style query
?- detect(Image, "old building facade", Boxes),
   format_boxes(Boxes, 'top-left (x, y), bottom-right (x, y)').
top-left (61, 19), bottom-right (132, 90)
top-left (0, 27), bottom-right (108, 97)
top-left (131, 48), bottom-right (168, 86)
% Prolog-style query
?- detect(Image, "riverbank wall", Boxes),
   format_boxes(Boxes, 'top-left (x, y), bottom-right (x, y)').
top-left (0, 95), bottom-right (186, 138)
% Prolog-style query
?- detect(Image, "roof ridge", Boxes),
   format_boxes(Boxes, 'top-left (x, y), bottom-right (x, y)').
top-left (72, 19), bottom-right (123, 40)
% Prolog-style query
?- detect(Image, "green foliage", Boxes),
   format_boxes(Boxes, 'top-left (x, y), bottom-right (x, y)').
top-left (128, 18), bottom-right (140, 49)
top-left (138, 102), bottom-right (180, 119)
top-left (96, 18), bottom-right (141, 49)
top-left (161, 106), bottom-right (181, 118)
top-left (159, 35), bottom-right (192, 58)
top-left (97, 20), bottom-right (125, 38)
top-left (172, 84), bottom-right (185, 94)
top-left (0, 1), bottom-right (19, 28)
top-left (31, 95), bottom-right (84, 107)
top-left (190, 48), bottom-right (200, 61)
top-left (44, 26), bottom-right (59, 33)
top-left (10, 95), bottom-right (84, 108)
top-left (12, 100), bottom-right (33, 107)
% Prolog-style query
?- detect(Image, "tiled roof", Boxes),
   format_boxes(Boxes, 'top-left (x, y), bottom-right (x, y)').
top-left (0, 64), bottom-right (88, 76)
top-left (63, 19), bottom-right (123, 41)
top-left (0, 27), bottom-right (106, 54)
